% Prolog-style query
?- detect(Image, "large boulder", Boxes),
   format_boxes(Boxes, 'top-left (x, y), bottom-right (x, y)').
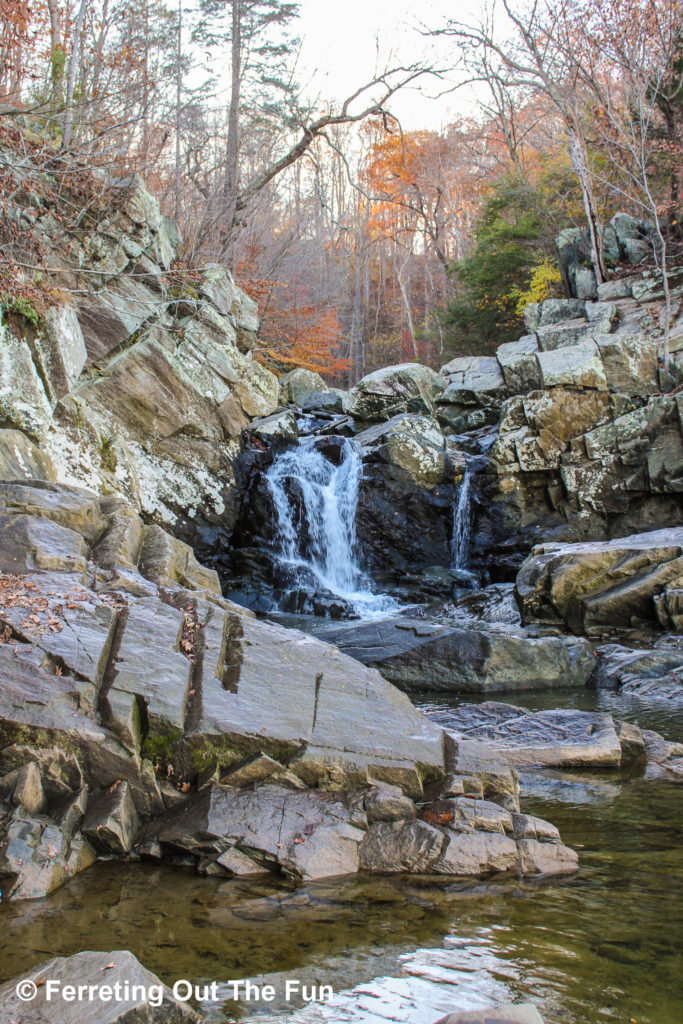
top-left (516, 528), bottom-right (683, 633)
top-left (343, 363), bottom-right (446, 422)
top-left (279, 368), bottom-right (330, 406)
top-left (311, 615), bottom-right (595, 693)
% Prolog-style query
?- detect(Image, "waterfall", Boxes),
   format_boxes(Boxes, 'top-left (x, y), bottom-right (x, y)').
top-left (266, 437), bottom-right (397, 618)
top-left (451, 463), bottom-right (474, 571)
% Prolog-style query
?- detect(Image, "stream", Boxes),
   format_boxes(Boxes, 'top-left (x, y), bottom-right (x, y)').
top-left (1, 686), bottom-right (681, 1024)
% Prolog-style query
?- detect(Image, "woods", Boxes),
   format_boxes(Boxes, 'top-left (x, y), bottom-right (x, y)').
top-left (0, 0), bottom-right (681, 381)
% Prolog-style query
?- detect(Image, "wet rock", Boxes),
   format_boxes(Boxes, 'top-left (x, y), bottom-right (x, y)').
top-left (149, 783), bottom-right (365, 880)
top-left (0, 808), bottom-right (96, 901)
top-left (614, 719), bottom-right (646, 764)
top-left (434, 702), bottom-right (622, 768)
top-left (642, 729), bottom-right (683, 779)
top-left (434, 1004), bottom-right (545, 1024)
top-left (517, 838), bottom-right (579, 875)
top-left (435, 831), bottom-right (519, 876)
top-left (516, 528), bottom-right (683, 633)
top-left (594, 640), bottom-right (683, 703)
top-left (0, 949), bottom-right (203, 1023)
top-left (315, 615), bottom-right (594, 693)
top-left (250, 409), bottom-right (298, 444)
top-left (82, 781), bottom-right (140, 853)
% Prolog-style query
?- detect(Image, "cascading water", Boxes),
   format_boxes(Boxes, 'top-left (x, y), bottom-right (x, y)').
top-left (451, 462), bottom-right (474, 571)
top-left (266, 437), bottom-right (397, 618)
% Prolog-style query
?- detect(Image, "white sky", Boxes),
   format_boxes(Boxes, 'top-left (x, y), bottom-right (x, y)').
top-left (295, 0), bottom-right (487, 130)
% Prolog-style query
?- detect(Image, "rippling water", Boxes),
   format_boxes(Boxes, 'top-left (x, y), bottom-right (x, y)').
top-left (1, 691), bottom-right (681, 1024)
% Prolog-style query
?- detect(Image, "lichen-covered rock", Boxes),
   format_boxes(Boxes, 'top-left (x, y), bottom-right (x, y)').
top-left (280, 368), bottom-right (330, 406)
top-left (343, 363), bottom-right (446, 422)
top-left (0, 428), bottom-right (56, 481)
top-left (537, 339), bottom-right (607, 390)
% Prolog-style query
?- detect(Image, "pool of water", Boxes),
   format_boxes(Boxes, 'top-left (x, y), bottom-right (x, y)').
top-left (1, 690), bottom-right (681, 1024)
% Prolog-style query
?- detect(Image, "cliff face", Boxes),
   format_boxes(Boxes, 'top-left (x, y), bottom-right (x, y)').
top-left (0, 168), bottom-right (278, 560)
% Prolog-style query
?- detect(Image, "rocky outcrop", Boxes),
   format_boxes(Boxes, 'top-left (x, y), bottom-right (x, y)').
top-left (0, 479), bottom-right (580, 895)
top-left (0, 169), bottom-right (278, 565)
top-left (342, 363), bottom-right (447, 422)
top-left (434, 1005), bottom-right (545, 1024)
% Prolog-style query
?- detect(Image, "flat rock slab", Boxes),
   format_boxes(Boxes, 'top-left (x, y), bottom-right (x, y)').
top-left (311, 616), bottom-right (594, 693)
top-left (432, 702), bottom-right (622, 768)
top-left (0, 949), bottom-right (202, 1023)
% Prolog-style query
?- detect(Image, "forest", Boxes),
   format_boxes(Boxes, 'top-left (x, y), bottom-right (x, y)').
top-left (0, 0), bottom-right (681, 382)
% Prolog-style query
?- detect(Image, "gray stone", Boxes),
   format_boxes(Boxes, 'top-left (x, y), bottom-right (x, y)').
top-left (251, 408), bottom-right (298, 443)
top-left (537, 340), bottom-right (607, 390)
top-left (343, 363), bottom-right (446, 422)
top-left (82, 781), bottom-right (140, 853)
top-left (0, 428), bottom-right (56, 481)
top-left (12, 762), bottom-right (45, 815)
top-left (496, 336), bottom-right (541, 393)
top-left (518, 838), bottom-right (579, 874)
top-left (574, 266), bottom-right (598, 299)
top-left (315, 615), bottom-right (595, 693)
top-left (0, 949), bottom-right (203, 1022)
top-left (280, 368), bottom-right (330, 406)
top-left (436, 702), bottom-right (623, 768)
top-left (0, 513), bottom-right (88, 574)
top-left (538, 299), bottom-right (587, 325)
top-left (435, 830), bottom-right (519, 875)
top-left (359, 819), bottom-right (445, 872)
top-left (365, 781), bottom-right (416, 822)
top-left (440, 356), bottom-right (507, 400)
top-left (0, 810), bottom-right (96, 901)
top-left (595, 331), bottom-right (658, 394)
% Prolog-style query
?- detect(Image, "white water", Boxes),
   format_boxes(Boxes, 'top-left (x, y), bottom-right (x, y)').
top-left (266, 437), bottom-right (397, 618)
top-left (451, 463), bottom-right (473, 570)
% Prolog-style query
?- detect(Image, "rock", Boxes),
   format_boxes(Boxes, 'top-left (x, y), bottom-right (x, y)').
top-left (12, 761), bottom-right (45, 815)
top-left (517, 838), bottom-right (579, 875)
top-left (434, 1004), bottom-right (545, 1024)
top-left (0, 809), bottom-right (96, 901)
top-left (597, 278), bottom-right (636, 301)
top-left (280, 368), bottom-right (330, 406)
top-left (632, 265), bottom-right (683, 303)
top-left (41, 305), bottom-right (88, 400)
top-left (315, 615), bottom-right (595, 693)
top-left (440, 356), bottom-right (507, 397)
top-left (82, 781), bottom-right (140, 853)
top-left (343, 363), bottom-right (446, 422)
top-left (641, 729), bottom-right (683, 779)
top-left (614, 719), bottom-right (646, 763)
top-left (0, 327), bottom-right (54, 440)
top-left (538, 299), bottom-right (587, 325)
top-left (150, 783), bottom-right (365, 880)
top-left (516, 528), bottom-right (683, 633)
top-left (595, 331), bottom-right (658, 394)
top-left (250, 409), bottom-right (298, 443)
top-left (435, 830), bottom-right (519, 875)
top-left (432, 702), bottom-right (623, 768)
top-left (496, 335), bottom-right (541, 393)
top-left (0, 949), bottom-right (203, 1023)
top-left (137, 524), bottom-right (221, 593)
top-left (594, 640), bottom-right (683, 699)
top-left (612, 212), bottom-right (653, 264)
top-left (301, 389), bottom-right (346, 414)
top-left (0, 479), bottom-right (106, 540)
top-left (358, 819), bottom-right (445, 872)
top-left (365, 781), bottom-right (416, 822)
top-left (574, 266), bottom-right (598, 299)
top-left (537, 339), bottom-right (607, 390)
top-left (220, 753), bottom-right (282, 788)
top-left (535, 318), bottom-right (596, 351)
top-left (0, 513), bottom-right (88, 573)
top-left (0, 428), bottom-right (56, 481)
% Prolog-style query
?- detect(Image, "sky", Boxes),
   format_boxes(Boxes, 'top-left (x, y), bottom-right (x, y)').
top-left (295, 0), bottom-right (486, 130)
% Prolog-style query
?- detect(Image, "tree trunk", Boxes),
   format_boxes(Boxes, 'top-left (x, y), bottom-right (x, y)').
top-left (568, 128), bottom-right (606, 285)
top-left (175, 0), bottom-right (183, 221)
top-left (46, 0), bottom-right (64, 116)
top-left (221, 0), bottom-right (242, 263)
top-left (63, 0), bottom-right (89, 151)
